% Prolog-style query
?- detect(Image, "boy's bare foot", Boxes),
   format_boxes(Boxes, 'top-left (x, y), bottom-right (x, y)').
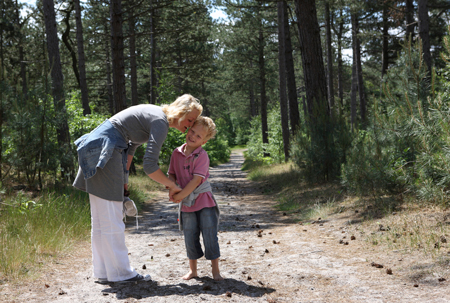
top-left (182, 271), bottom-right (198, 280)
top-left (213, 272), bottom-right (224, 281)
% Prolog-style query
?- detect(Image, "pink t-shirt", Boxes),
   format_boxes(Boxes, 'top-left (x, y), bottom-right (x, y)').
top-left (168, 144), bottom-right (216, 212)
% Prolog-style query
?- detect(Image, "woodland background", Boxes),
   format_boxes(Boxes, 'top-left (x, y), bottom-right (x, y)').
top-left (1, 0), bottom-right (450, 203)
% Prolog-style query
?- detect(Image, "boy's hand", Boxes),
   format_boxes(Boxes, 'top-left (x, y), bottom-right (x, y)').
top-left (172, 193), bottom-right (183, 203)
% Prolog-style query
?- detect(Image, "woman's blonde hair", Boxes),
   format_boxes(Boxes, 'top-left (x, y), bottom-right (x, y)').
top-left (193, 116), bottom-right (217, 141)
top-left (161, 94), bottom-right (203, 125)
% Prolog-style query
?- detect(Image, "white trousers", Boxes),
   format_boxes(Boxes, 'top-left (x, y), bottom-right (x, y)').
top-left (89, 194), bottom-right (137, 282)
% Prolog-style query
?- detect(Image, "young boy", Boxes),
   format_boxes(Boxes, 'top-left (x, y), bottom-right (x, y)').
top-left (168, 116), bottom-right (223, 281)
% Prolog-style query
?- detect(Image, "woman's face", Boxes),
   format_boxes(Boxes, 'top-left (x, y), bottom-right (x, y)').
top-left (174, 109), bottom-right (200, 133)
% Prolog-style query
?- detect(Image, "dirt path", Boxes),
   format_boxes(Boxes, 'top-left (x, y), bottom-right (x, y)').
top-left (3, 150), bottom-right (449, 302)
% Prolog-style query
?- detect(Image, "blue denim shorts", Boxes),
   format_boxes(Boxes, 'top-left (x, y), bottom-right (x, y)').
top-left (181, 207), bottom-right (220, 260)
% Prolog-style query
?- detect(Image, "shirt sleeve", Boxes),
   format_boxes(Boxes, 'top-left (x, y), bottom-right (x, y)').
top-left (192, 152), bottom-right (210, 179)
top-left (168, 151), bottom-right (176, 175)
top-left (142, 120), bottom-right (169, 175)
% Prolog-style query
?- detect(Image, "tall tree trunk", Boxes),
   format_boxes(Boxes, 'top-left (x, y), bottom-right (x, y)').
top-left (277, 0), bottom-right (290, 161)
top-left (325, 1), bottom-right (334, 116)
top-left (418, 0), bottom-right (432, 76)
top-left (0, 1), bottom-right (3, 180)
top-left (110, 0), bottom-right (127, 113)
top-left (284, 1), bottom-right (300, 135)
top-left (129, 14), bottom-right (138, 106)
top-left (405, 0), bottom-right (415, 41)
top-left (258, 11), bottom-right (269, 156)
top-left (336, 9), bottom-right (344, 112)
top-left (381, 5), bottom-right (389, 78)
top-left (149, 0), bottom-right (157, 104)
top-left (105, 23), bottom-right (113, 114)
top-left (74, 0), bottom-right (91, 115)
top-left (351, 13), bottom-right (358, 132)
top-left (295, 0), bottom-right (328, 120)
top-left (15, 0), bottom-right (27, 101)
top-left (249, 71), bottom-right (257, 118)
top-left (352, 12), bottom-right (366, 128)
top-left (61, 4), bottom-right (80, 86)
top-left (43, 0), bottom-right (72, 179)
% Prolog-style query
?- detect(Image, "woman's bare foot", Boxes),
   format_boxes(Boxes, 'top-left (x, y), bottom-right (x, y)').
top-left (182, 271), bottom-right (198, 280)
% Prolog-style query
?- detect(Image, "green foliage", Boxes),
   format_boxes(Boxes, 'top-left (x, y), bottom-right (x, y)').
top-left (159, 125), bottom-right (230, 167)
top-left (202, 124), bottom-right (231, 166)
top-left (66, 91), bottom-right (108, 142)
top-left (340, 129), bottom-right (400, 195)
top-left (340, 37), bottom-right (450, 205)
top-left (291, 108), bottom-right (351, 183)
top-left (246, 107), bottom-right (285, 164)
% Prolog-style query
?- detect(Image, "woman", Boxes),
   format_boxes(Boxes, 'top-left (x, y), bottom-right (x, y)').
top-left (73, 94), bottom-right (202, 283)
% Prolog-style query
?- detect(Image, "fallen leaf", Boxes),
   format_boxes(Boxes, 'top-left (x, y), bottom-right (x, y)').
top-left (386, 268), bottom-right (393, 275)
top-left (165, 253), bottom-right (170, 257)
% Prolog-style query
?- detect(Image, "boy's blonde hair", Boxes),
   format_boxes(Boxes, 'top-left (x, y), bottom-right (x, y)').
top-left (193, 116), bottom-right (217, 141)
top-left (161, 94), bottom-right (203, 125)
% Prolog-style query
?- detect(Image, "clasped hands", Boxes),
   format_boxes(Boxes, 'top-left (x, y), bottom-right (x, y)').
top-left (167, 185), bottom-right (183, 203)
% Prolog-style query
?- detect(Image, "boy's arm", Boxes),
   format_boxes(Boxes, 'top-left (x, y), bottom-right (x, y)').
top-left (172, 175), bottom-right (203, 203)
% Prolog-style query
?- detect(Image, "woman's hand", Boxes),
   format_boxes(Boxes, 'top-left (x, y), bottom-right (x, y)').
top-left (168, 185), bottom-right (182, 202)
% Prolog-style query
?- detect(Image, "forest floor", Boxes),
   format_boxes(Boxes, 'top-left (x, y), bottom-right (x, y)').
top-left (1, 150), bottom-right (450, 303)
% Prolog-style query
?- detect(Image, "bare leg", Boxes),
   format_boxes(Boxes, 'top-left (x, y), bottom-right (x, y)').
top-left (182, 259), bottom-right (198, 280)
top-left (211, 258), bottom-right (223, 281)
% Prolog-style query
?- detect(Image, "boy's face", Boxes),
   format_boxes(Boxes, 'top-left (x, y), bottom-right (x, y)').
top-left (185, 124), bottom-right (208, 149)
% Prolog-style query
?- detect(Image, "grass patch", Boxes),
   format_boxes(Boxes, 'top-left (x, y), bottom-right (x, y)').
top-left (128, 167), bottom-right (165, 210)
top-left (245, 160), bottom-right (343, 222)
top-left (0, 169), bottom-right (161, 283)
top-left (244, 157), bottom-right (450, 262)
top-left (0, 187), bottom-right (91, 282)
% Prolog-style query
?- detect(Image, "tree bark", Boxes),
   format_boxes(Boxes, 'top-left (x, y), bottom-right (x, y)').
top-left (15, 0), bottom-right (27, 101)
top-left (336, 9), bottom-right (344, 112)
top-left (284, 1), bottom-right (300, 135)
top-left (405, 0), bottom-right (415, 41)
top-left (418, 0), bottom-right (432, 76)
top-left (295, 0), bottom-right (328, 121)
top-left (129, 14), bottom-right (138, 106)
top-left (110, 0), bottom-right (127, 113)
top-left (149, 0), bottom-right (157, 104)
top-left (325, 1), bottom-right (334, 116)
top-left (43, 0), bottom-right (72, 178)
top-left (352, 12), bottom-right (366, 128)
top-left (61, 4), bottom-right (80, 86)
top-left (74, 0), bottom-right (91, 115)
top-left (381, 5), bottom-right (389, 78)
top-left (351, 13), bottom-right (358, 132)
top-left (258, 11), bottom-right (269, 155)
top-left (104, 23), bottom-right (113, 115)
top-left (277, 0), bottom-right (290, 161)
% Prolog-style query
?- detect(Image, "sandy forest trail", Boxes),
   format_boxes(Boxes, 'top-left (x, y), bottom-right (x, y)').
top-left (3, 150), bottom-right (449, 303)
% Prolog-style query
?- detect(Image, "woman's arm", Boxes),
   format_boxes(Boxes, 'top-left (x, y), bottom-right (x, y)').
top-left (172, 175), bottom-right (203, 203)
